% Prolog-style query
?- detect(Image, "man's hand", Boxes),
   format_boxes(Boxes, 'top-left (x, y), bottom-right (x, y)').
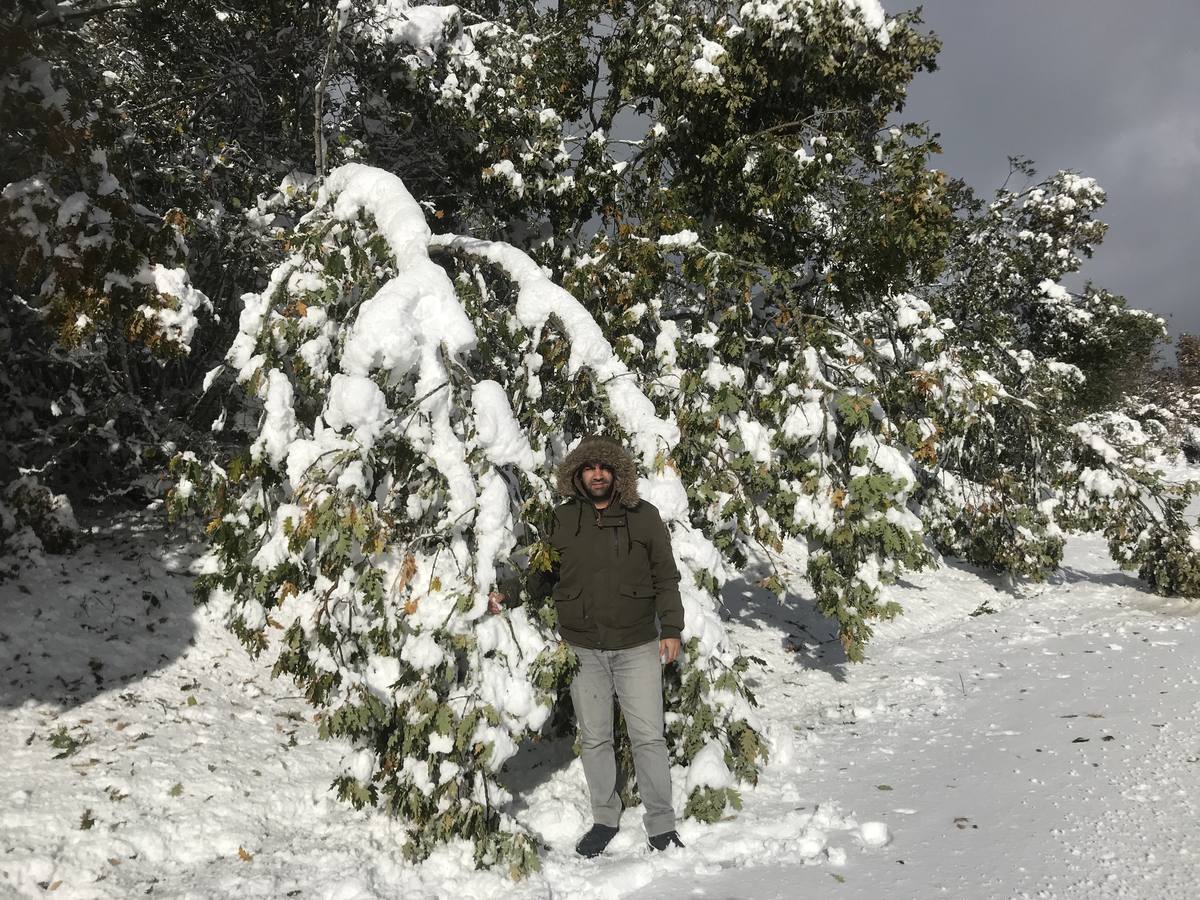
top-left (659, 637), bottom-right (681, 665)
top-left (487, 591), bottom-right (505, 615)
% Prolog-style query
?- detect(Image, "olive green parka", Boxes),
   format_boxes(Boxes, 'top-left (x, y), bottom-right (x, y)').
top-left (531, 435), bottom-right (684, 650)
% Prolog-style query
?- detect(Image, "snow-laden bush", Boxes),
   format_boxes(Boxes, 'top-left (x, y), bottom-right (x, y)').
top-left (1, 55), bottom-right (211, 357)
top-left (0, 477), bottom-right (80, 568)
top-left (368, 0), bottom-right (956, 657)
top-left (914, 162), bottom-right (1198, 590)
top-left (1061, 412), bottom-right (1200, 596)
top-left (172, 165), bottom-right (764, 874)
top-left (1126, 336), bottom-right (1200, 463)
top-left (2, 0), bottom-right (429, 502)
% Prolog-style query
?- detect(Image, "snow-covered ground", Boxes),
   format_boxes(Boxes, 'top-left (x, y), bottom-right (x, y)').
top-left (2, 510), bottom-right (1198, 899)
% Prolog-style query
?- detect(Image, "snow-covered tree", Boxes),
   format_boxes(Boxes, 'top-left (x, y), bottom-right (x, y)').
top-left (1139, 335), bottom-right (1200, 463)
top-left (1, 0), bottom-right (449, 498)
top-left (1, 27), bottom-right (213, 494)
top-left (172, 165), bottom-right (765, 873)
top-left (357, 0), bottom-right (952, 657)
top-left (363, 0), bottom-right (1199, 644)
top-left (917, 162), bottom-right (1197, 594)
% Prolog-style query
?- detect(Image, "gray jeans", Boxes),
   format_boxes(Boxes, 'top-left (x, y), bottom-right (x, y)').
top-left (568, 639), bottom-right (676, 837)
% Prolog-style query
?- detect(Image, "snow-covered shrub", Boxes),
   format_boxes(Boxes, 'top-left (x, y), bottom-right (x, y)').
top-left (0, 477), bottom-right (80, 565)
top-left (173, 165), bottom-right (764, 874)
top-left (913, 158), bottom-right (1198, 595)
top-left (1, 1), bottom-right (433, 502)
top-left (379, 0), bottom-right (951, 658)
top-left (1060, 412), bottom-right (1200, 597)
top-left (1126, 337), bottom-right (1200, 463)
top-left (914, 352), bottom-right (1078, 582)
top-left (1163, 387), bottom-right (1200, 463)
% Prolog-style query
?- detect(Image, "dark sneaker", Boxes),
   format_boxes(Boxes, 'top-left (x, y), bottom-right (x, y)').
top-left (575, 824), bottom-right (620, 858)
top-left (647, 830), bottom-right (685, 852)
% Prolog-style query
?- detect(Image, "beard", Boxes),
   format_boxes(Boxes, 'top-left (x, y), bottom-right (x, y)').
top-left (586, 479), bottom-right (614, 501)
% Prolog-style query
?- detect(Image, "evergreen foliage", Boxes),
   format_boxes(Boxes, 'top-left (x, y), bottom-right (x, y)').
top-left (366, 0), bottom-right (1195, 656)
top-left (2, 11), bottom-right (212, 494)
top-left (1, 0), bottom-right (444, 496)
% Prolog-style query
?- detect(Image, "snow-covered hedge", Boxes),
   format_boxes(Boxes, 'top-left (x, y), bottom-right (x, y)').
top-left (1061, 412), bottom-right (1200, 597)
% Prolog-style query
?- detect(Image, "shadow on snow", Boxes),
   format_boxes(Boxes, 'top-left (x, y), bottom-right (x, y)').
top-left (718, 575), bottom-right (851, 683)
top-left (0, 509), bottom-right (198, 711)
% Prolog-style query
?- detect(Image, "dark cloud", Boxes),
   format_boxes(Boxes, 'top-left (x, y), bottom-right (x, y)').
top-left (895, 0), bottom-right (1200, 346)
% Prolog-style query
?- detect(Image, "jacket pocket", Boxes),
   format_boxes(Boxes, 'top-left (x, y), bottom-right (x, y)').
top-left (552, 586), bottom-right (586, 629)
top-left (595, 584), bottom-right (654, 629)
top-left (618, 581), bottom-right (654, 600)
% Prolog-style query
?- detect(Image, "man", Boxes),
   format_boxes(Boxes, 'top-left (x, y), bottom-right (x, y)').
top-left (489, 434), bottom-right (686, 857)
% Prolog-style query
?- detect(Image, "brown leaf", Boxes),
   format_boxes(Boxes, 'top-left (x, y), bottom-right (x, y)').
top-left (238, 846), bottom-right (253, 863)
top-left (397, 554), bottom-right (418, 592)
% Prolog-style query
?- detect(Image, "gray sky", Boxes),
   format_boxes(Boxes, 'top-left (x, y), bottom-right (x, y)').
top-left (895, 0), bottom-right (1200, 347)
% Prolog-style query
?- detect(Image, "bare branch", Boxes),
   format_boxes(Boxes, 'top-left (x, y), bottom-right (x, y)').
top-left (313, 2), bottom-right (346, 178)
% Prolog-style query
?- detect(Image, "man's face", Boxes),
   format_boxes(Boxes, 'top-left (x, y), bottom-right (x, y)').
top-left (580, 462), bottom-right (614, 501)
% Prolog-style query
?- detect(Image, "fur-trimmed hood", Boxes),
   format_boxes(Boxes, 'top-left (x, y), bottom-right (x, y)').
top-left (555, 434), bottom-right (640, 507)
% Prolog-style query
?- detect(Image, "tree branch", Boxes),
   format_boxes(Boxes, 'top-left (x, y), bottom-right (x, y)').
top-left (30, 0), bottom-right (145, 29)
top-left (313, 2), bottom-right (346, 178)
